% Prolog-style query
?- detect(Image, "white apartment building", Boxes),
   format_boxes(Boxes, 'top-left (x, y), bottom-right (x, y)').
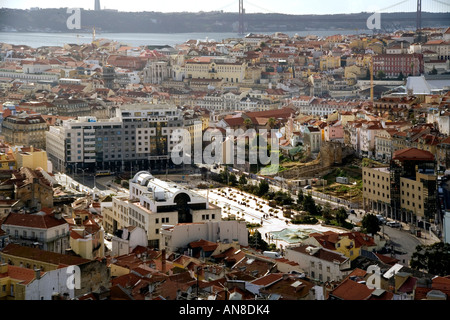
top-left (285, 244), bottom-right (351, 283)
top-left (107, 171), bottom-right (221, 248)
top-left (1, 211), bottom-right (70, 255)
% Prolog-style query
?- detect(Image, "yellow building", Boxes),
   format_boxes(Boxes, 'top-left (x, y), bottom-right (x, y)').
top-left (344, 65), bottom-right (366, 85)
top-left (303, 231), bottom-right (376, 261)
top-left (362, 166), bottom-right (392, 213)
top-left (184, 60), bottom-right (247, 83)
top-left (66, 211), bottom-right (105, 260)
top-left (13, 147), bottom-right (48, 172)
top-left (0, 264), bottom-right (40, 300)
top-left (320, 55), bottom-right (341, 71)
top-left (0, 151), bottom-right (16, 170)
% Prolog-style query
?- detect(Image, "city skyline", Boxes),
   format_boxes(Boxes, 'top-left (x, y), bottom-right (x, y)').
top-left (1, 0), bottom-right (448, 15)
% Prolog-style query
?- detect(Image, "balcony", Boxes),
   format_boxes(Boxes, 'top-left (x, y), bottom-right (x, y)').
top-left (46, 231), bottom-right (70, 243)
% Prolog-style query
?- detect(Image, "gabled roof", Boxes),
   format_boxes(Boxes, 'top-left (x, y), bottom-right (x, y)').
top-left (0, 265), bottom-right (44, 285)
top-left (392, 148), bottom-right (435, 162)
top-left (330, 278), bottom-right (374, 300)
top-left (251, 273), bottom-right (284, 287)
top-left (3, 212), bottom-right (68, 229)
top-left (1, 243), bottom-right (90, 267)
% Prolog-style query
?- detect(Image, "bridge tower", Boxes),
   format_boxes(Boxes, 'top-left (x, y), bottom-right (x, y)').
top-left (239, 0), bottom-right (245, 35)
top-left (416, 0), bottom-right (422, 31)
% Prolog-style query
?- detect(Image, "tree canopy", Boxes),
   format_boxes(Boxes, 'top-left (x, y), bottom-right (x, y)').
top-left (410, 242), bottom-right (450, 277)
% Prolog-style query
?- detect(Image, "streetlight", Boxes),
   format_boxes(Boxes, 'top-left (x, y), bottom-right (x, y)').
top-left (78, 168), bottom-right (88, 187)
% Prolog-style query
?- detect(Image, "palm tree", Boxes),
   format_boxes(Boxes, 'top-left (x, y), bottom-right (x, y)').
top-left (243, 118), bottom-right (253, 130)
top-left (267, 117), bottom-right (276, 130)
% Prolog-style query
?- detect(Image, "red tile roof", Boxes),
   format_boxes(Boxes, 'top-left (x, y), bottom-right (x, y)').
top-left (251, 273), bottom-right (284, 287)
top-left (3, 212), bottom-right (68, 229)
top-left (392, 148), bottom-right (435, 162)
top-left (330, 278), bottom-right (374, 300)
top-left (288, 244), bottom-right (348, 263)
top-left (1, 243), bottom-right (90, 267)
top-left (0, 265), bottom-right (43, 285)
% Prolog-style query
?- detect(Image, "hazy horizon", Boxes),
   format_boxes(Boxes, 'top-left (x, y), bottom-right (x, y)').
top-left (1, 0), bottom-right (449, 15)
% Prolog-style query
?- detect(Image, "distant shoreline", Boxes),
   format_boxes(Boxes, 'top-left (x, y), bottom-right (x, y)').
top-left (1, 8), bottom-right (449, 35)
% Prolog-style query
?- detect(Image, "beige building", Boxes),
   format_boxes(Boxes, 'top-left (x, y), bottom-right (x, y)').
top-left (13, 146), bottom-right (49, 172)
top-left (184, 60), bottom-right (247, 84)
top-left (1, 113), bottom-right (47, 150)
top-left (362, 148), bottom-right (437, 229)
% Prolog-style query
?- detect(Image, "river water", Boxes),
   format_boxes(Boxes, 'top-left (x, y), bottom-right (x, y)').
top-left (0, 30), bottom-right (367, 47)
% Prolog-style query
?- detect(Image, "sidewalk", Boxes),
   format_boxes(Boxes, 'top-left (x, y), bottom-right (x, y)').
top-left (399, 222), bottom-right (441, 246)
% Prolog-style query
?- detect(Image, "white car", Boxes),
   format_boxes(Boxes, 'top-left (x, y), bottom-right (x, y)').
top-left (386, 221), bottom-right (401, 228)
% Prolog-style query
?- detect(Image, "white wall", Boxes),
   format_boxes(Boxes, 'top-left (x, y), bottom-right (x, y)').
top-left (161, 220), bottom-right (248, 252)
top-left (25, 267), bottom-right (75, 300)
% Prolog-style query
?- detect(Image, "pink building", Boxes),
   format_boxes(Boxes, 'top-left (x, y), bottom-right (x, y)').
top-left (325, 121), bottom-right (344, 142)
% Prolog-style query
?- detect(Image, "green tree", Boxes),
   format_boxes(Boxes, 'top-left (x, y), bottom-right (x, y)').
top-left (248, 230), bottom-right (270, 251)
top-left (267, 117), bottom-right (276, 130)
top-left (229, 173), bottom-right (237, 186)
top-left (322, 202), bottom-right (333, 224)
top-left (297, 189), bottom-right (304, 205)
top-left (335, 207), bottom-right (349, 226)
top-left (244, 118), bottom-right (253, 130)
top-left (376, 70), bottom-right (386, 80)
top-left (302, 194), bottom-right (319, 216)
top-left (258, 180), bottom-right (270, 197)
top-left (362, 213), bottom-right (381, 235)
top-left (238, 174), bottom-right (247, 186)
top-left (410, 242), bottom-right (450, 276)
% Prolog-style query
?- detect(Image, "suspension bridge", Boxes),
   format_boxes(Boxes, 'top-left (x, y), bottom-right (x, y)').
top-left (213, 0), bottom-right (450, 34)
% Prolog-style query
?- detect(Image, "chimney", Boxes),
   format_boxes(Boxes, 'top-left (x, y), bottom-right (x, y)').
top-left (34, 268), bottom-right (41, 280)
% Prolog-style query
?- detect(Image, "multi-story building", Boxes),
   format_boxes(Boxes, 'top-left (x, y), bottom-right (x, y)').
top-left (46, 103), bottom-right (202, 174)
top-left (375, 129), bottom-right (396, 162)
top-left (106, 171), bottom-right (221, 248)
top-left (184, 59), bottom-right (247, 84)
top-left (363, 148), bottom-right (437, 230)
top-left (143, 61), bottom-right (171, 84)
top-left (1, 210), bottom-right (70, 254)
top-left (1, 113), bottom-right (47, 150)
top-left (53, 99), bottom-right (91, 117)
top-left (0, 243), bottom-right (110, 298)
top-left (421, 40), bottom-right (450, 61)
top-left (372, 53), bottom-right (424, 78)
top-left (285, 244), bottom-right (351, 283)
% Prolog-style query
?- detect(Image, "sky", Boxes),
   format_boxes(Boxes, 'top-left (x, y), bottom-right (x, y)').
top-left (1, 0), bottom-right (448, 14)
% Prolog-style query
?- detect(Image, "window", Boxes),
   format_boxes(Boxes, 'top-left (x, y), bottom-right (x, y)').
top-left (155, 229), bottom-right (159, 234)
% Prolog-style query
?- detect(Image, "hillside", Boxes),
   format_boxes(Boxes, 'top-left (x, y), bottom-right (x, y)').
top-left (0, 8), bottom-right (449, 33)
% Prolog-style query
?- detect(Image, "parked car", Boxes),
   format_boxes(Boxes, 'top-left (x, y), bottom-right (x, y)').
top-left (386, 221), bottom-right (401, 228)
top-left (376, 214), bottom-right (387, 225)
top-left (304, 185), bottom-right (312, 190)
